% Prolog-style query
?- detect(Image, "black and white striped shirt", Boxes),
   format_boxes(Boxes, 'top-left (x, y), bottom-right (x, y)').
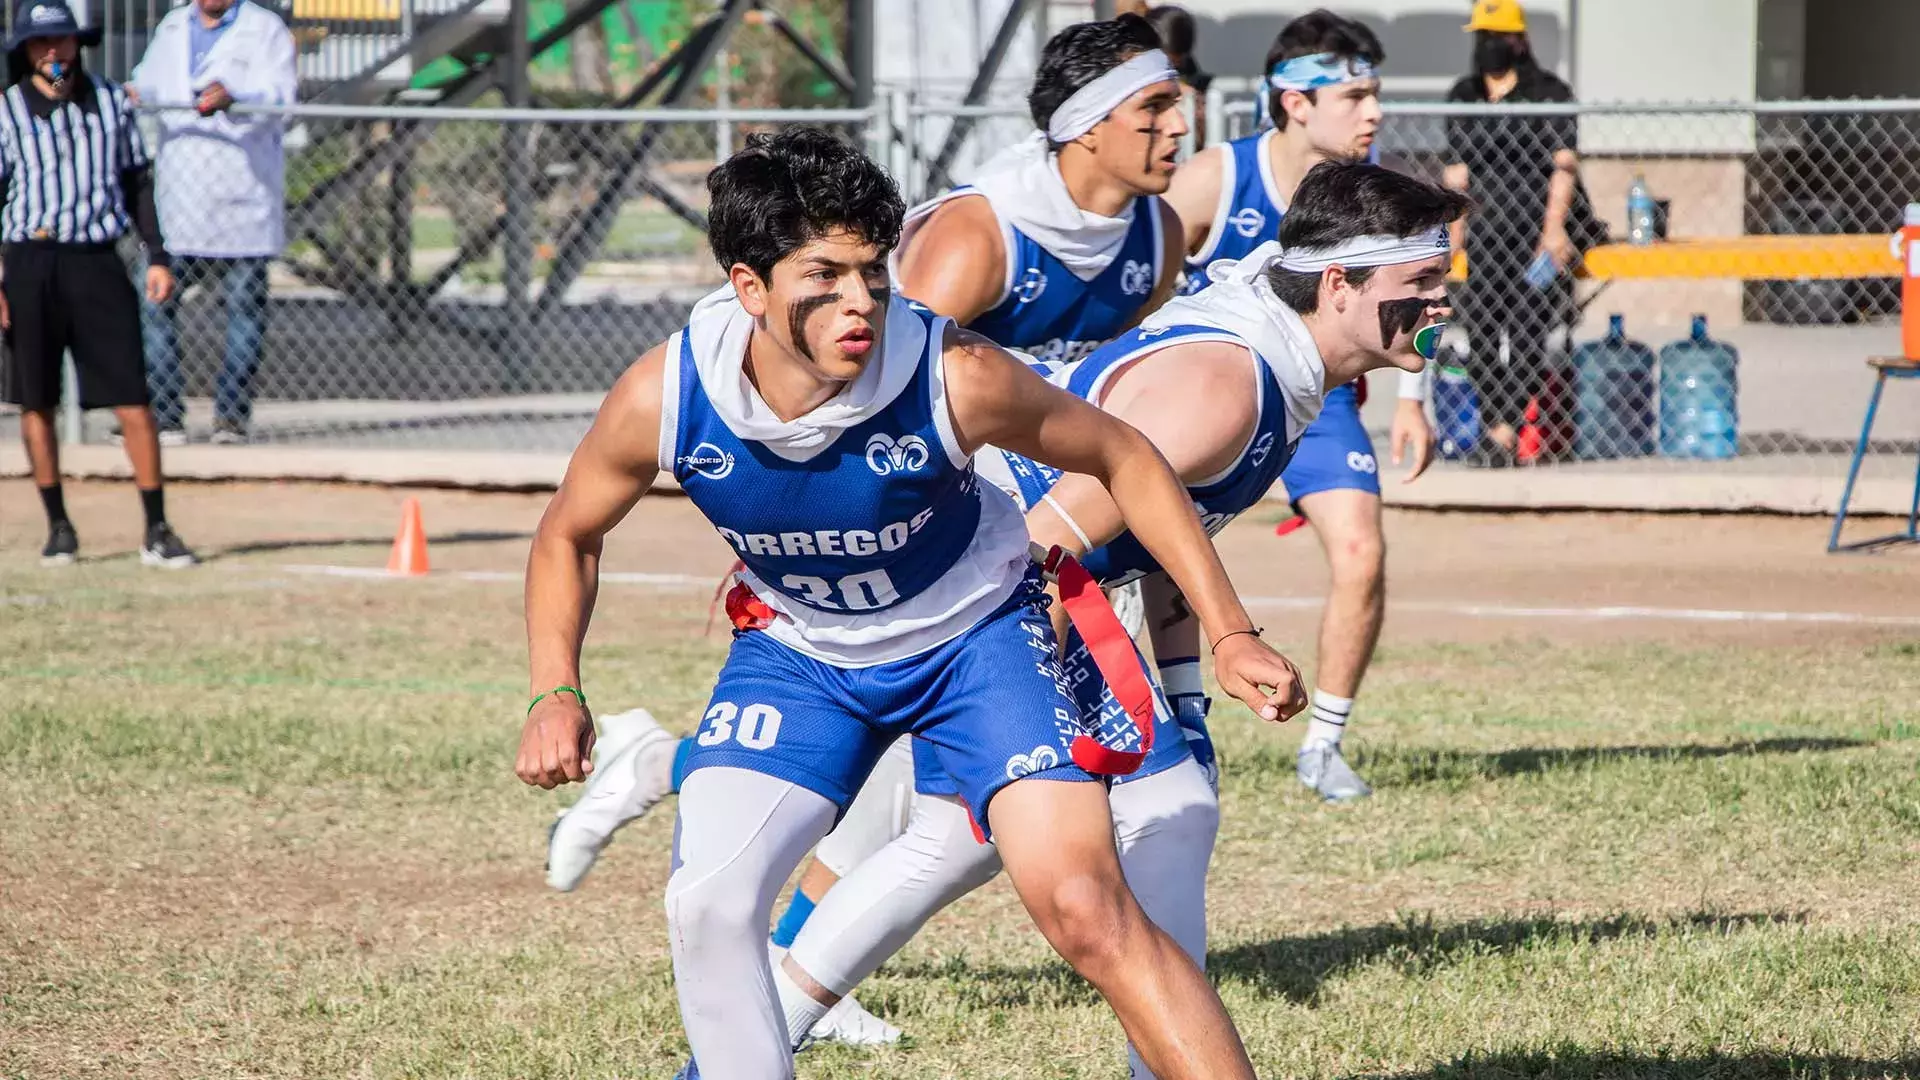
top-left (0, 73), bottom-right (151, 245)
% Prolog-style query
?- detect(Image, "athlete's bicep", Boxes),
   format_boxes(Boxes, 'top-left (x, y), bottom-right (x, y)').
top-left (1162, 145), bottom-right (1223, 256)
top-left (943, 332), bottom-right (1144, 479)
top-left (541, 347), bottom-right (667, 544)
top-left (1097, 344), bottom-right (1259, 483)
top-left (895, 198), bottom-right (1006, 323)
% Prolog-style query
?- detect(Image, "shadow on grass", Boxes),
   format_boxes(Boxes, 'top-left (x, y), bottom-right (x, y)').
top-left (882, 911), bottom-right (1805, 1012)
top-left (1211, 910), bottom-right (1805, 1004)
top-left (216, 529), bottom-right (533, 557)
top-left (1233, 738), bottom-right (1867, 790)
top-left (1354, 1046), bottom-right (1920, 1079)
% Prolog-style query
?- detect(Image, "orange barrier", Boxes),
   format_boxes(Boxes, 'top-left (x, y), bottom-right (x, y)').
top-left (1449, 235), bottom-right (1901, 283)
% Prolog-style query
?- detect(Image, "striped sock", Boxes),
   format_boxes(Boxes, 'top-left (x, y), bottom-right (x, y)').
top-left (1303, 690), bottom-right (1353, 749)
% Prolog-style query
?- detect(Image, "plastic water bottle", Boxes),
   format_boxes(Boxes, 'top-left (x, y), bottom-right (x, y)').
top-left (1571, 314), bottom-right (1657, 459)
top-left (1627, 175), bottom-right (1657, 246)
top-left (1658, 314), bottom-right (1740, 459)
top-left (1433, 365), bottom-right (1481, 460)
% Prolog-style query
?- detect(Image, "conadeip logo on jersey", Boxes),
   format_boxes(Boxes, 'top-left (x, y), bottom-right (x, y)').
top-left (1012, 268), bottom-right (1048, 305)
top-left (1229, 207), bottom-right (1267, 239)
top-left (865, 433), bottom-right (930, 476)
top-left (680, 442), bottom-right (735, 480)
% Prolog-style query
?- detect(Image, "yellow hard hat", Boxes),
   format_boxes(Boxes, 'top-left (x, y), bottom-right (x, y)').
top-left (1465, 0), bottom-right (1527, 33)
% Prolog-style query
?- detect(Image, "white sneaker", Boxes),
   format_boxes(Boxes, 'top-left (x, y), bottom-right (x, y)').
top-left (544, 708), bottom-right (678, 891)
top-left (1298, 741), bottom-right (1373, 802)
top-left (809, 991), bottom-right (904, 1047)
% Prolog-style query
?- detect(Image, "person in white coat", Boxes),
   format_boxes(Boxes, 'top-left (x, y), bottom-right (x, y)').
top-left (130, 0), bottom-right (295, 443)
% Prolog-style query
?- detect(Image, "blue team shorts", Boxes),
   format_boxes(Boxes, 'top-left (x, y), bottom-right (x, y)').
top-left (1280, 381), bottom-right (1381, 504)
top-left (913, 618), bottom-right (1206, 797)
top-left (680, 574), bottom-right (1097, 840)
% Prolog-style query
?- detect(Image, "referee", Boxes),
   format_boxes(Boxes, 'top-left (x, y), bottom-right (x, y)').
top-left (1, 0), bottom-right (195, 567)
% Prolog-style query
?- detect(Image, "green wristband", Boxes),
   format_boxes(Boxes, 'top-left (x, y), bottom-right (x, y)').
top-left (527, 685), bottom-right (587, 717)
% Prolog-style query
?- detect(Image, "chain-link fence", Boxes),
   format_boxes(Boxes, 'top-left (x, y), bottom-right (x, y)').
top-left (67, 102), bottom-right (874, 453)
top-left (916, 94), bottom-right (1920, 493)
top-left (5, 97), bottom-right (1917, 508)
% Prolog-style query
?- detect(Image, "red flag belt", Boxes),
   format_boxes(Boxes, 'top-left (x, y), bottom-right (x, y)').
top-left (1032, 543), bottom-right (1155, 778)
top-left (712, 546), bottom-right (1156, 778)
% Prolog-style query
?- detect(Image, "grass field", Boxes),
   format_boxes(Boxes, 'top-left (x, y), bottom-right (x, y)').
top-left (4, 483), bottom-right (1919, 1079)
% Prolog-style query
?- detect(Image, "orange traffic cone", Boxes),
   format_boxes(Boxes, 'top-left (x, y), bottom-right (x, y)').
top-left (387, 498), bottom-right (430, 576)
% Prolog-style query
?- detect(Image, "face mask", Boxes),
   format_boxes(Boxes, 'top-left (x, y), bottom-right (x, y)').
top-left (1474, 35), bottom-right (1519, 76)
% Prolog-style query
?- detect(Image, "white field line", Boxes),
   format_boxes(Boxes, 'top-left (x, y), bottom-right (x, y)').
top-left (273, 563), bottom-right (1920, 628)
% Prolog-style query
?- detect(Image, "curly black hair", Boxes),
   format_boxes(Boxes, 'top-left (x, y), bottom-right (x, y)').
top-left (1028, 13), bottom-right (1162, 137)
top-left (706, 127), bottom-right (905, 282)
top-left (1266, 161), bottom-right (1471, 312)
top-left (1264, 10), bottom-right (1384, 131)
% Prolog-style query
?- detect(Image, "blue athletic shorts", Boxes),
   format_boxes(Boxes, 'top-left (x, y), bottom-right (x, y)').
top-left (914, 618), bottom-right (1202, 797)
top-left (681, 574), bottom-right (1097, 839)
top-left (1280, 380), bottom-right (1380, 504)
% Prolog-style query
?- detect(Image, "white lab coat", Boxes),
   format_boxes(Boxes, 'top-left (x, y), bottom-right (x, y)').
top-left (131, 1), bottom-right (297, 258)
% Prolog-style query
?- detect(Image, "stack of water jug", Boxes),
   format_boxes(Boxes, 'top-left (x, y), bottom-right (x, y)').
top-left (1433, 314), bottom-right (1739, 461)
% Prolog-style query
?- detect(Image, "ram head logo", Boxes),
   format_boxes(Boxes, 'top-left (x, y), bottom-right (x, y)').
top-left (865, 433), bottom-right (931, 476)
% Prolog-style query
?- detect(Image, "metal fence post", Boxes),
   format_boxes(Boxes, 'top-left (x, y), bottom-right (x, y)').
top-left (501, 0), bottom-right (535, 392)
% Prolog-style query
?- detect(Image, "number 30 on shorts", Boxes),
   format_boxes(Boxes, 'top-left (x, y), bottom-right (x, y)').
top-left (697, 701), bottom-right (784, 750)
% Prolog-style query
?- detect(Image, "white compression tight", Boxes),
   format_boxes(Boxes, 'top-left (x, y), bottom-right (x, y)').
top-left (812, 735), bottom-right (917, 878)
top-left (786, 757), bottom-right (1220, 1079)
top-left (665, 767), bottom-right (839, 1080)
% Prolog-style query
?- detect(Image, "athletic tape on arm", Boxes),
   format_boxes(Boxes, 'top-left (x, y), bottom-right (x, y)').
top-left (1046, 49), bottom-right (1179, 143)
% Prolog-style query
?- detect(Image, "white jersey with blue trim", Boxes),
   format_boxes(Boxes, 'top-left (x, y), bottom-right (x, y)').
top-left (663, 301), bottom-right (1031, 667)
top-left (908, 188), bottom-right (1165, 364)
top-left (977, 321), bottom-right (1304, 588)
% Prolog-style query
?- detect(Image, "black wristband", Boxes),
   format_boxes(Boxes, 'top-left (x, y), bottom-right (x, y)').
top-left (1209, 627), bottom-right (1263, 654)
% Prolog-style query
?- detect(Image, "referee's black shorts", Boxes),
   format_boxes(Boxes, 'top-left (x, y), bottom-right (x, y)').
top-left (1, 241), bottom-right (149, 412)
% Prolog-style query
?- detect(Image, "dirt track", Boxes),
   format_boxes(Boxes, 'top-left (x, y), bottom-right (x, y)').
top-left (5, 480), bottom-right (1917, 650)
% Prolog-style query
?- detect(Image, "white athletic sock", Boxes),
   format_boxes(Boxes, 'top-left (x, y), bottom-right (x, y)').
top-left (1303, 689), bottom-right (1353, 749)
top-left (773, 957), bottom-right (832, 1047)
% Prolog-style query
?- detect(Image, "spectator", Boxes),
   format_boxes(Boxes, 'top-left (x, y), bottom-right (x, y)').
top-left (1144, 5), bottom-right (1212, 147)
top-left (131, 0), bottom-right (296, 445)
top-left (0, 0), bottom-right (195, 567)
top-left (1443, 0), bottom-right (1590, 466)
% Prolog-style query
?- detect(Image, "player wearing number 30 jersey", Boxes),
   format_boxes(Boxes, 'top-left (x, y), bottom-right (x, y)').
top-left (513, 127), bottom-right (1306, 1080)
top-left (773, 160), bottom-right (1468, 1080)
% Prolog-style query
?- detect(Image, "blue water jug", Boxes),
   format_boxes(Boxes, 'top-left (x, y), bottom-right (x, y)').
top-left (1571, 315), bottom-right (1656, 459)
top-left (1658, 314), bottom-right (1739, 459)
top-left (1433, 364), bottom-right (1481, 460)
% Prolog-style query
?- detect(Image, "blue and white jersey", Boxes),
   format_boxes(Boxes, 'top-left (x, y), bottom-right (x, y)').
top-left (978, 322), bottom-right (1298, 587)
top-left (1182, 130), bottom-right (1287, 295)
top-left (1182, 134), bottom-right (1383, 294)
top-left (664, 302), bottom-right (1031, 666)
top-left (944, 188), bottom-right (1166, 365)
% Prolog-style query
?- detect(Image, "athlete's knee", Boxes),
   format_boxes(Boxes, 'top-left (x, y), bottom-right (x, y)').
top-left (1028, 869), bottom-right (1141, 980)
top-left (666, 861), bottom-right (762, 947)
top-left (1327, 526), bottom-right (1386, 594)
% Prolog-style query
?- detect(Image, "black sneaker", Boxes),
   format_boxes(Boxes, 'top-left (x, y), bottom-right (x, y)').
top-left (41, 520), bottom-right (79, 566)
top-left (140, 523), bottom-right (199, 569)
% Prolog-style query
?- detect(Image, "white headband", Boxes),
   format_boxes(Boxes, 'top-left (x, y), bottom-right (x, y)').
top-left (1046, 48), bottom-right (1179, 143)
top-left (1276, 226), bottom-right (1451, 273)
